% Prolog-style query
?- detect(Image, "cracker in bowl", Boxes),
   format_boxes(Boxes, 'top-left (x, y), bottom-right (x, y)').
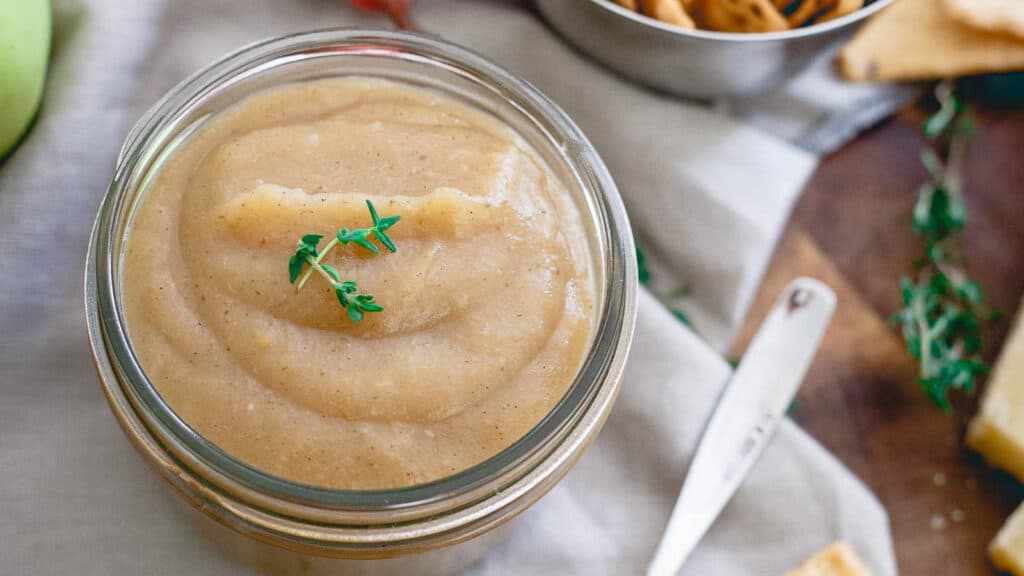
top-left (640, 0), bottom-right (696, 28)
top-left (612, 0), bottom-right (866, 32)
top-left (696, 0), bottom-right (788, 33)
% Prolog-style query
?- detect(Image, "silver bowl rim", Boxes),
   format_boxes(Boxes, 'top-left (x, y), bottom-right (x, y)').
top-left (587, 0), bottom-right (897, 42)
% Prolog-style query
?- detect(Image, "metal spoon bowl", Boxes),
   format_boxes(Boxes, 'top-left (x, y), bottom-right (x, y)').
top-left (535, 0), bottom-right (896, 101)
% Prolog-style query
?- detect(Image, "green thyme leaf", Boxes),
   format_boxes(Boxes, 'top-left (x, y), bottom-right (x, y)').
top-left (301, 234), bottom-right (323, 249)
top-left (287, 200), bottom-right (400, 323)
top-left (334, 282), bottom-right (382, 324)
top-left (367, 198), bottom-right (381, 224)
top-left (375, 228), bottom-right (397, 253)
top-left (288, 254), bottom-right (306, 284)
top-left (893, 83), bottom-right (993, 411)
top-left (377, 214), bottom-right (401, 229)
top-left (636, 244), bottom-right (651, 286)
top-left (671, 308), bottom-right (691, 326)
top-left (337, 227), bottom-right (379, 254)
top-left (369, 200), bottom-right (399, 253)
top-left (288, 235), bottom-right (322, 284)
top-left (922, 94), bottom-right (958, 140)
top-left (347, 306), bottom-right (364, 323)
top-left (636, 240), bottom-right (698, 332)
top-left (357, 299), bottom-right (383, 313)
top-left (333, 200), bottom-right (400, 254)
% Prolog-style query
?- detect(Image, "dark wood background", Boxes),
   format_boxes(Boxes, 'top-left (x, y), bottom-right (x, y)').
top-left (734, 103), bottom-right (1024, 575)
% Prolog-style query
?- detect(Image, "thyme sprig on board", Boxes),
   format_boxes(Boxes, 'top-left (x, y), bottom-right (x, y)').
top-left (288, 200), bottom-right (400, 323)
top-left (893, 83), bottom-right (992, 411)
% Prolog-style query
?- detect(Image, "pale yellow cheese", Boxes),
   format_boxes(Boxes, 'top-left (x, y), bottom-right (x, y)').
top-left (837, 0), bottom-right (1024, 81)
top-left (943, 0), bottom-right (1024, 40)
top-left (972, 300), bottom-right (1024, 574)
top-left (786, 542), bottom-right (872, 576)
top-left (992, 501), bottom-right (1024, 575)
top-left (968, 300), bottom-right (1024, 483)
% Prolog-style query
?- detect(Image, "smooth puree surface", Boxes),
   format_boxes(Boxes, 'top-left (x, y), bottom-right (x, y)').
top-left (122, 78), bottom-right (596, 489)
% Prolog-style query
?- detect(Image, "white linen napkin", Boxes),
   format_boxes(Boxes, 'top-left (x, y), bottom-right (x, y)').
top-left (0, 1), bottom-right (897, 574)
top-left (732, 43), bottom-right (920, 155)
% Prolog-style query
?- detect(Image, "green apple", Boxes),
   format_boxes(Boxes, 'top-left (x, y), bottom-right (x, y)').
top-left (0, 0), bottom-right (51, 159)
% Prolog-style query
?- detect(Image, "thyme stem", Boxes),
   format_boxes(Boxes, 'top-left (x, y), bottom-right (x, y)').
top-left (286, 199), bottom-right (400, 323)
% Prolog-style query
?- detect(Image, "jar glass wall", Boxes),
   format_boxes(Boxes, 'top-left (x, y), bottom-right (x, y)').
top-left (85, 29), bottom-right (636, 560)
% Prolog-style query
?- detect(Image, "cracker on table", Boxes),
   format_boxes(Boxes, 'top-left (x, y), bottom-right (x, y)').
top-left (785, 542), bottom-right (872, 576)
top-left (943, 0), bottom-right (1024, 40)
top-left (640, 0), bottom-right (696, 28)
top-left (696, 0), bottom-right (789, 32)
top-left (838, 0), bottom-right (1024, 81)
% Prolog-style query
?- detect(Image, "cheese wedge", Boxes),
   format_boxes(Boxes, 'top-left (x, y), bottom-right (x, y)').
top-left (968, 299), bottom-right (1024, 482)
top-left (786, 542), bottom-right (872, 576)
top-left (837, 0), bottom-right (1024, 81)
top-left (992, 501), bottom-right (1024, 575)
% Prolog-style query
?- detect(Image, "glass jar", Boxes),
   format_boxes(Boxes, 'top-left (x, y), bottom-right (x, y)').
top-left (85, 29), bottom-right (636, 568)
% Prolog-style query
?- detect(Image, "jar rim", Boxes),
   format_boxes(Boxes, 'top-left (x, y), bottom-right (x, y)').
top-left (86, 28), bottom-right (636, 552)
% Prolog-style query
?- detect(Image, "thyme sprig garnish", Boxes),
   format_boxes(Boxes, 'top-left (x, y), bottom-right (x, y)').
top-left (637, 242), bottom-right (693, 327)
top-left (288, 199), bottom-right (400, 323)
top-left (893, 82), bottom-right (992, 411)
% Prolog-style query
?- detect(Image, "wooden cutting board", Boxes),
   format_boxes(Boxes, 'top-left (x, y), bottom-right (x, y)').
top-left (734, 106), bottom-right (1024, 575)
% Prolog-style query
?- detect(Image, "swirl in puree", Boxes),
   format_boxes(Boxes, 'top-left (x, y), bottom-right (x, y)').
top-left (123, 78), bottom-right (595, 489)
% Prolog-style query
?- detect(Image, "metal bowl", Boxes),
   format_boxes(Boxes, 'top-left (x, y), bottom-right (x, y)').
top-left (535, 0), bottom-right (896, 100)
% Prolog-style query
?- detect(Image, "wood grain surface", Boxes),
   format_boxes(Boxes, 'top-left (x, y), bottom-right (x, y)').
top-left (735, 106), bottom-right (1024, 575)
